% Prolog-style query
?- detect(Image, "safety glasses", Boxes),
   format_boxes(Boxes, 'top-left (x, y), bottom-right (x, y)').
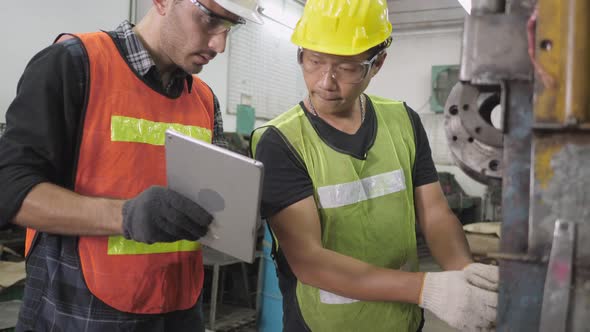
top-left (297, 48), bottom-right (385, 84)
top-left (189, 0), bottom-right (246, 34)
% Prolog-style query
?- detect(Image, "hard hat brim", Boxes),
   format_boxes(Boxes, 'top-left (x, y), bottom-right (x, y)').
top-left (215, 0), bottom-right (264, 24)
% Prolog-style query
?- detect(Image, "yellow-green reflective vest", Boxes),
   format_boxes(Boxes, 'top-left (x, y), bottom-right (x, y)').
top-left (252, 96), bottom-right (421, 332)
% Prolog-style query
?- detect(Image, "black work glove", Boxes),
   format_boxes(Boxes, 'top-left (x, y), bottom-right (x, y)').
top-left (122, 186), bottom-right (213, 244)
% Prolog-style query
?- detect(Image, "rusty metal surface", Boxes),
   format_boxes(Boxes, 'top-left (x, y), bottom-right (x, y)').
top-left (505, 0), bottom-right (536, 14)
top-left (454, 0), bottom-right (589, 330)
top-left (539, 220), bottom-right (576, 332)
top-left (500, 82), bottom-right (533, 253)
top-left (448, 84), bottom-right (503, 147)
top-left (486, 252), bottom-right (545, 263)
top-left (534, 0), bottom-right (590, 126)
top-left (460, 14), bottom-right (533, 84)
top-left (528, 138), bottom-right (590, 332)
top-left (562, 0), bottom-right (589, 126)
top-left (529, 140), bottom-right (590, 260)
top-left (444, 83), bottom-right (504, 184)
top-left (570, 266), bottom-right (590, 332)
top-left (497, 260), bottom-right (546, 332)
top-left (526, 0), bottom-right (590, 330)
top-left (471, 0), bottom-right (505, 14)
top-left (496, 81), bottom-right (536, 332)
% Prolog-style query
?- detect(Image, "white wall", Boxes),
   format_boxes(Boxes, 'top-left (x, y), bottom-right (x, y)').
top-left (0, 1), bottom-right (485, 201)
top-left (198, 45), bottom-right (257, 132)
top-left (136, 0), bottom-right (151, 21)
top-left (367, 29), bottom-right (463, 113)
top-left (0, 1), bottom-right (131, 122)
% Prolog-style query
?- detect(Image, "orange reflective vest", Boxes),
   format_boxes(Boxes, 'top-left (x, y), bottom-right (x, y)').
top-left (25, 31), bottom-right (215, 314)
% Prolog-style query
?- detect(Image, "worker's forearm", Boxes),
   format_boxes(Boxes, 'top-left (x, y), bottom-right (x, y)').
top-left (12, 182), bottom-right (125, 236)
top-left (424, 216), bottom-right (472, 270)
top-left (292, 247), bottom-right (425, 304)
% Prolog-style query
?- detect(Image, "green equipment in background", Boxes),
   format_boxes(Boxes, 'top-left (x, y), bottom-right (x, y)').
top-left (236, 104), bottom-right (256, 137)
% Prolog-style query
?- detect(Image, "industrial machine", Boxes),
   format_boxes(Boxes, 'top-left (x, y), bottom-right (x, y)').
top-left (444, 0), bottom-right (589, 330)
top-left (438, 172), bottom-right (482, 225)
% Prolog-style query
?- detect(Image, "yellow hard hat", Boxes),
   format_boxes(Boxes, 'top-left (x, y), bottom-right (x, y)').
top-left (291, 0), bottom-right (392, 56)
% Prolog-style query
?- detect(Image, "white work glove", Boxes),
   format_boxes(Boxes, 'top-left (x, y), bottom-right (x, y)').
top-left (419, 271), bottom-right (497, 332)
top-left (464, 263), bottom-right (499, 291)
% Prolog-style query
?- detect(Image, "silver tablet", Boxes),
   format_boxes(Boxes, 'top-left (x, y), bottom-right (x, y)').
top-left (165, 129), bottom-right (264, 263)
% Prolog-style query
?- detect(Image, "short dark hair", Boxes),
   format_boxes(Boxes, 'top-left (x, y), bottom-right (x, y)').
top-left (367, 36), bottom-right (393, 58)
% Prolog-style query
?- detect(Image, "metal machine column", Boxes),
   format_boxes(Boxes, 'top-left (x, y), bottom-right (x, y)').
top-left (531, 0), bottom-right (590, 330)
top-left (445, 0), bottom-right (590, 332)
top-left (445, 0), bottom-right (589, 330)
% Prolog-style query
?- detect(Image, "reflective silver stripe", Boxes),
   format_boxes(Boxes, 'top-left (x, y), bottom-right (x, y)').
top-left (317, 169), bottom-right (406, 209)
top-left (319, 290), bottom-right (360, 304)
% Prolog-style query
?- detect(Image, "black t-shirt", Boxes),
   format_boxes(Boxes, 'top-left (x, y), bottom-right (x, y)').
top-left (254, 96), bottom-right (439, 219)
top-left (254, 96), bottom-right (434, 331)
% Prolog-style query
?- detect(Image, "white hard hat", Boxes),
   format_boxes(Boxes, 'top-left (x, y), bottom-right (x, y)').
top-left (215, 0), bottom-right (263, 24)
